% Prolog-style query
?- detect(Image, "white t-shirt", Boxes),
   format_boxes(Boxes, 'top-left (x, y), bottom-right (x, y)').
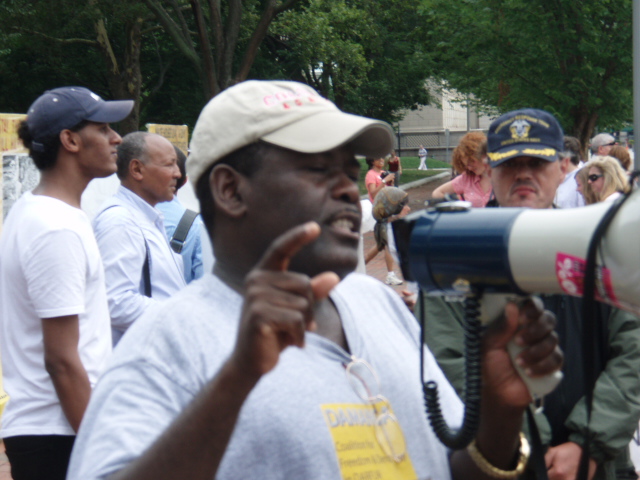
top-left (68, 273), bottom-right (462, 480)
top-left (0, 192), bottom-right (112, 437)
top-left (554, 168), bottom-right (585, 208)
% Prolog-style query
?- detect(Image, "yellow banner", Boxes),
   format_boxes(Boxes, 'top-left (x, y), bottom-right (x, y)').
top-left (0, 113), bottom-right (27, 235)
top-left (0, 114), bottom-right (27, 153)
top-left (146, 123), bottom-right (189, 154)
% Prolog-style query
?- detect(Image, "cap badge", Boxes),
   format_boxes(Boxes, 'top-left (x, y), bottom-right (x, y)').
top-left (510, 119), bottom-right (531, 140)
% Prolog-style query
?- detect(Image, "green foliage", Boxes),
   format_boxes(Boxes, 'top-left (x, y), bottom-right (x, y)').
top-left (0, 0), bottom-right (203, 129)
top-left (398, 156), bottom-right (450, 170)
top-left (0, 2), bottom-right (103, 112)
top-left (419, 0), bottom-right (632, 147)
top-left (0, 0), bottom-right (436, 130)
top-left (268, 0), bottom-right (433, 123)
top-left (274, 0), bottom-right (373, 98)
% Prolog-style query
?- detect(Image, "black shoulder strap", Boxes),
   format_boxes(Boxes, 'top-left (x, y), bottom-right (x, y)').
top-left (142, 239), bottom-right (151, 298)
top-left (170, 209), bottom-right (198, 254)
top-left (526, 407), bottom-right (549, 480)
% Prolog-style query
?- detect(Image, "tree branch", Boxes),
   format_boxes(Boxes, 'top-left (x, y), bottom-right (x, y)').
top-left (220, 0), bottom-right (243, 86)
top-left (190, 0), bottom-right (218, 97)
top-left (168, 0), bottom-right (193, 44)
top-left (209, 0), bottom-right (225, 68)
top-left (148, 34), bottom-right (174, 98)
top-left (93, 17), bottom-right (120, 75)
top-left (143, 0), bottom-right (202, 71)
top-left (10, 27), bottom-right (98, 46)
top-left (236, 0), bottom-right (301, 83)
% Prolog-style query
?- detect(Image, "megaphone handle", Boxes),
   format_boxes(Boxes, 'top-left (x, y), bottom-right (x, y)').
top-left (507, 340), bottom-right (563, 398)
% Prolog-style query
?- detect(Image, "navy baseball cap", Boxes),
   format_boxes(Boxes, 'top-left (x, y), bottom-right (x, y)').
top-left (487, 108), bottom-right (564, 167)
top-left (26, 86), bottom-right (134, 152)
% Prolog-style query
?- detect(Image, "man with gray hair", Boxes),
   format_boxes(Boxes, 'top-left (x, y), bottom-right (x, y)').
top-left (590, 133), bottom-right (616, 156)
top-left (93, 132), bottom-right (186, 344)
top-left (425, 109), bottom-right (640, 480)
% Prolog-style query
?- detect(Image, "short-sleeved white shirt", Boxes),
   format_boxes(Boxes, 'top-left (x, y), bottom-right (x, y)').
top-left (0, 192), bottom-right (112, 437)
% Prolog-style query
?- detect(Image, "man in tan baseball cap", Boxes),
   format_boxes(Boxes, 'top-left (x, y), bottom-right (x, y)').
top-left (186, 80), bottom-right (393, 184)
top-left (68, 80), bottom-right (562, 480)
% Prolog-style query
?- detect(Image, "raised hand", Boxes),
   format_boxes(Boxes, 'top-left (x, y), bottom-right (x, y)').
top-left (230, 221), bottom-right (340, 379)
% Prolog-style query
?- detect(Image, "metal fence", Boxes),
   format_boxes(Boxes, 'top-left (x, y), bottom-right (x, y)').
top-left (395, 129), bottom-right (486, 164)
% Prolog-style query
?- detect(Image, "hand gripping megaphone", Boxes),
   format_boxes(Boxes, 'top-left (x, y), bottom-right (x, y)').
top-left (393, 188), bottom-right (640, 450)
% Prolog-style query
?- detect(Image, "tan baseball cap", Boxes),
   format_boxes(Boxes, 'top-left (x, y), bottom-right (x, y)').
top-left (187, 80), bottom-right (394, 185)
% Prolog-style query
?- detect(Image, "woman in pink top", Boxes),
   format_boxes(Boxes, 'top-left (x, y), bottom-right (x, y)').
top-left (364, 157), bottom-right (394, 202)
top-left (432, 131), bottom-right (492, 208)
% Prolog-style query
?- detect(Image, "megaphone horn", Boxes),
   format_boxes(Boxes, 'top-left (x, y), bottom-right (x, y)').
top-left (402, 190), bottom-right (640, 316)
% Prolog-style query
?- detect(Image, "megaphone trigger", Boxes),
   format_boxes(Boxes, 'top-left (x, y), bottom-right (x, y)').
top-left (476, 293), bottom-right (564, 400)
top-left (507, 339), bottom-right (564, 400)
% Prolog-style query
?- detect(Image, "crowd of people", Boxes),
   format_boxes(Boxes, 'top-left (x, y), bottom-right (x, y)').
top-left (0, 80), bottom-right (637, 480)
top-left (433, 125), bottom-right (635, 211)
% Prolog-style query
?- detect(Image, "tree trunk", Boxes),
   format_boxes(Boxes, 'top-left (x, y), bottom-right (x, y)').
top-left (121, 18), bottom-right (143, 134)
top-left (191, 0), bottom-right (218, 98)
top-left (569, 109), bottom-right (598, 161)
top-left (92, 5), bottom-right (143, 134)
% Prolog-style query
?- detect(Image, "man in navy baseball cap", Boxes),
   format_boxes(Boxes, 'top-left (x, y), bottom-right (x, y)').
top-left (483, 107), bottom-right (640, 480)
top-left (0, 87), bottom-right (132, 480)
top-left (486, 108), bottom-right (565, 208)
top-left (26, 86), bottom-right (133, 153)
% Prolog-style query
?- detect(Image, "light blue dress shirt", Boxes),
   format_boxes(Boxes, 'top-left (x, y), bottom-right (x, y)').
top-left (93, 186), bottom-right (186, 344)
top-left (156, 197), bottom-right (204, 283)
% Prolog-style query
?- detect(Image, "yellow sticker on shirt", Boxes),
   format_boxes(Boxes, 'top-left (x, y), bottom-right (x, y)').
top-left (321, 402), bottom-right (417, 480)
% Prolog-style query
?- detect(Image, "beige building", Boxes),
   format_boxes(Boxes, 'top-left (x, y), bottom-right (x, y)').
top-left (395, 85), bottom-right (493, 163)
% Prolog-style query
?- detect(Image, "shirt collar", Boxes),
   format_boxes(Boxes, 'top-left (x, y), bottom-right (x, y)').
top-left (116, 185), bottom-right (163, 226)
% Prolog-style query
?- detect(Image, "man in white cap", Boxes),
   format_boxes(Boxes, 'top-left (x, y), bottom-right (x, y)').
top-left (68, 81), bottom-right (562, 480)
top-left (0, 87), bottom-right (132, 480)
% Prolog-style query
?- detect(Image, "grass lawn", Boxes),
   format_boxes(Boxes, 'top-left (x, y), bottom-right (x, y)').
top-left (357, 156), bottom-right (451, 195)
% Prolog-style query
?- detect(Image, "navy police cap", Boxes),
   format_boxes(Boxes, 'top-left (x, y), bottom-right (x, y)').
top-left (487, 108), bottom-right (564, 167)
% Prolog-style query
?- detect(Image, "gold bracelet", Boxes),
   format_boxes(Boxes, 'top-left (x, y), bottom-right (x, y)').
top-left (467, 433), bottom-right (530, 479)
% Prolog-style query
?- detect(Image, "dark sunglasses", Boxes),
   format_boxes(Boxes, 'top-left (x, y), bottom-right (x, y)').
top-left (587, 174), bottom-right (604, 182)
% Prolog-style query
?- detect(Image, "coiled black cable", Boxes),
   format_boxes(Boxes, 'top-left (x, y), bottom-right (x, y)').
top-left (576, 172), bottom-right (638, 480)
top-left (422, 294), bottom-right (483, 450)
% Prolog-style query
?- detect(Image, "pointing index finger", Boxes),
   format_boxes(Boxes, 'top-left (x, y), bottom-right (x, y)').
top-left (255, 222), bottom-right (321, 272)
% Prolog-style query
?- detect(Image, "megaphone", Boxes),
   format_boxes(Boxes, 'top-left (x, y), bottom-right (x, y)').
top-left (399, 190), bottom-right (640, 316)
top-left (393, 188), bottom-right (640, 451)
